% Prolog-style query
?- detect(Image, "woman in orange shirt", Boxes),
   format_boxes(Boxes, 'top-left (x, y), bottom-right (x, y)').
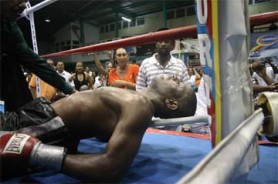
top-left (108, 48), bottom-right (139, 90)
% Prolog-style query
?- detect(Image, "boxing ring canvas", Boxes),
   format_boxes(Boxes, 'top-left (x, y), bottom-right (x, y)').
top-left (3, 129), bottom-right (278, 184)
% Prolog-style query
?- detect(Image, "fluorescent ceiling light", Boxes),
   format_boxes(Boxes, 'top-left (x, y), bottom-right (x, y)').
top-left (45, 18), bottom-right (51, 22)
top-left (121, 16), bottom-right (131, 22)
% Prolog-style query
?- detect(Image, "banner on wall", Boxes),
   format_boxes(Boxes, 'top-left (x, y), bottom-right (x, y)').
top-left (249, 30), bottom-right (278, 59)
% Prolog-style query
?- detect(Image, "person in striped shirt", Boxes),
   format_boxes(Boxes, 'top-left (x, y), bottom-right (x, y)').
top-left (136, 28), bottom-right (190, 92)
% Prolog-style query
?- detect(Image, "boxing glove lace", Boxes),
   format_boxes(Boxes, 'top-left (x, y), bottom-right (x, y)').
top-left (0, 133), bottom-right (66, 171)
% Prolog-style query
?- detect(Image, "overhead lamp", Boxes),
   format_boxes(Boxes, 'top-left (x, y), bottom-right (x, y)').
top-left (121, 16), bottom-right (131, 22)
top-left (44, 18), bottom-right (51, 23)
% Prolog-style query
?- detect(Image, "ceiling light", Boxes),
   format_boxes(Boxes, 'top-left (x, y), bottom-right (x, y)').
top-left (121, 16), bottom-right (131, 22)
top-left (45, 18), bottom-right (51, 23)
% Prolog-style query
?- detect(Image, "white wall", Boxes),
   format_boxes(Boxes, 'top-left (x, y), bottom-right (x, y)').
top-left (99, 11), bottom-right (196, 41)
top-left (53, 24), bottom-right (71, 43)
top-left (249, 1), bottom-right (277, 15)
top-left (83, 21), bottom-right (100, 45)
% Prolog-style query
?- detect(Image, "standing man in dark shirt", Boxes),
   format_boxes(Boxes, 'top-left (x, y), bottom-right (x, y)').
top-left (0, 0), bottom-right (76, 111)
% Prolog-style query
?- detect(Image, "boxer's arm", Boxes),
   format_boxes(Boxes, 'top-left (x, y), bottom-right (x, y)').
top-left (62, 108), bottom-right (151, 182)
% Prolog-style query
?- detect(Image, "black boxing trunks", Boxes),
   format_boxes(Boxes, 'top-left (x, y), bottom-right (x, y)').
top-left (0, 97), bottom-right (56, 131)
top-left (0, 97), bottom-right (78, 150)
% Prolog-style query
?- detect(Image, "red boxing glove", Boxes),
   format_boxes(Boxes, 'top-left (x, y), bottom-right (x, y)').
top-left (0, 133), bottom-right (39, 164)
top-left (1, 133), bottom-right (66, 181)
top-left (0, 133), bottom-right (40, 179)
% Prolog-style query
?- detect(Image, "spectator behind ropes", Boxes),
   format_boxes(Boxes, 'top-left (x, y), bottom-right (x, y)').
top-left (85, 66), bottom-right (93, 77)
top-left (188, 66), bottom-right (201, 91)
top-left (252, 58), bottom-right (277, 84)
top-left (94, 74), bottom-right (106, 89)
top-left (136, 27), bottom-right (190, 92)
top-left (71, 62), bottom-right (93, 91)
top-left (88, 52), bottom-right (113, 86)
top-left (264, 57), bottom-right (278, 75)
top-left (251, 59), bottom-right (278, 97)
top-left (89, 52), bottom-right (114, 76)
top-left (0, 0), bottom-right (76, 111)
top-left (29, 59), bottom-right (58, 101)
top-left (108, 48), bottom-right (139, 90)
top-left (56, 61), bottom-right (75, 88)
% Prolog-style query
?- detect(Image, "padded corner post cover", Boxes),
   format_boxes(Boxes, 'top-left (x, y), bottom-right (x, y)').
top-left (257, 92), bottom-right (278, 136)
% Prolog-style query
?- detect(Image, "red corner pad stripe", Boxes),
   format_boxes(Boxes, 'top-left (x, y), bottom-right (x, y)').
top-left (146, 128), bottom-right (211, 140)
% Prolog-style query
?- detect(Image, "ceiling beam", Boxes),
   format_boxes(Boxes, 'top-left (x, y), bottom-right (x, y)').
top-left (81, 0), bottom-right (115, 19)
top-left (82, 0), bottom-right (194, 24)
top-left (77, 0), bottom-right (98, 12)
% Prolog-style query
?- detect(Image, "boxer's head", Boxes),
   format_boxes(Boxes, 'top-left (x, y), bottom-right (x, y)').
top-left (149, 75), bottom-right (197, 118)
top-left (1, 0), bottom-right (26, 20)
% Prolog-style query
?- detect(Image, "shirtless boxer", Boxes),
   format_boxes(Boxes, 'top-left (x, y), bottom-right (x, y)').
top-left (0, 76), bottom-right (197, 183)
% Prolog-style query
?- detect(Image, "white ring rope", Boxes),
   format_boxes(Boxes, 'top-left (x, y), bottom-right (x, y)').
top-left (150, 116), bottom-right (208, 127)
top-left (177, 109), bottom-right (264, 184)
top-left (177, 92), bottom-right (278, 183)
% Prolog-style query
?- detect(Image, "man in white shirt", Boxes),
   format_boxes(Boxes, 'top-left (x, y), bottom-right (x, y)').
top-left (56, 61), bottom-right (75, 87)
top-left (136, 28), bottom-right (190, 92)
